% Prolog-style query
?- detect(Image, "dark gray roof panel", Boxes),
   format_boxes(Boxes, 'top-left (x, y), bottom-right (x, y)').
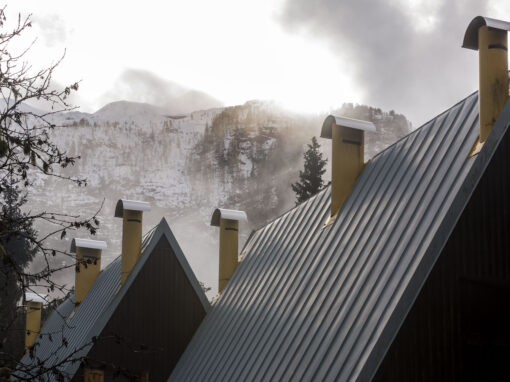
top-left (170, 93), bottom-right (510, 381)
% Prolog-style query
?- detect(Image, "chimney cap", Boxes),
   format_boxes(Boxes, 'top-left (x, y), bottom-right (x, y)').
top-left (26, 293), bottom-right (46, 304)
top-left (211, 208), bottom-right (248, 227)
top-left (70, 238), bottom-right (107, 253)
top-left (463, 16), bottom-right (510, 50)
top-left (321, 115), bottom-right (376, 139)
top-left (114, 199), bottom-right (151, 218)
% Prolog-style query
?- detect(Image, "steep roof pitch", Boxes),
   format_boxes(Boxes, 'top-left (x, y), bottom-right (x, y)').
top-left (170, 91), bottom-right (510, 381)
top-left (16, 218), bottom-right (209, 381)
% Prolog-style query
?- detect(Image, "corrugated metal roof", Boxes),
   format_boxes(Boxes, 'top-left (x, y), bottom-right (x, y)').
top-left (15, 257), bottom-right (121, 380)
top-left (16, 218), bottom-right (209, 381)
top-left (170, 92), bottom-right (510, 381)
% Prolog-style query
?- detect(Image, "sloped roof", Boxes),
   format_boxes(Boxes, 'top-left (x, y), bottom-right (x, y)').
top-left (16, 218), bottom-right (209, 381)
top-left (170, 92), bottom-right (510, 381)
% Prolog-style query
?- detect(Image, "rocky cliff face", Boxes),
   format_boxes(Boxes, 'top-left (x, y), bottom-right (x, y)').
top-left (28, 100), bottom-right (411, 297)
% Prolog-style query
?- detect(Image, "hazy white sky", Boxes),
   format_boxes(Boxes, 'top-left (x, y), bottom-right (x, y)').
top-left (7, 0), bottom-right (510, 124)
top-left (9, 0), bottom-right (359, 114)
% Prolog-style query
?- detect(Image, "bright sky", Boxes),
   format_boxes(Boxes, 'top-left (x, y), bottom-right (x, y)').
top-left (8, 0), bottom-right (510, 121)
top-left (9, 0), bottom-right (361, 114)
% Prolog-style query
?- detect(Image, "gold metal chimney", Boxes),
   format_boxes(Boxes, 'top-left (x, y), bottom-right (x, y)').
top-left (463, 17), bottom-right (510, 149)
top-left (211, 208), bottom-right (248, 293)
top-left (321, 115), bottom-right (376, 224)
top-left (24, 293), bottom-right (45, 351)
top-left (70, 238), bottom-right (107, 310)
top-left (115, 199), bottom-right (151, 284)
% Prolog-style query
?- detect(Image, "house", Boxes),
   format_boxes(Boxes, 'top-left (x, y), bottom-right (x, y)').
top-left (16, 200), bottom-right (210, 381)
top-left (169, 16), bottom-right (510, 381)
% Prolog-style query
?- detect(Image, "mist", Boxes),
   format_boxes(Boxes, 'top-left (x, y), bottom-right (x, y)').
top-left (100, 69), bottom-right (223, 115)
top-left (26, 99), bottom-right (412, 301)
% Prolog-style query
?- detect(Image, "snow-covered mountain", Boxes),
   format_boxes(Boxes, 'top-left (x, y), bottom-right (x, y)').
top-left (27, 100), bottom-right (411, 298)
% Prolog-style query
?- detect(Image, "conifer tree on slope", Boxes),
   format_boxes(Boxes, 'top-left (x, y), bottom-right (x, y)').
top-left (291, 136), bottom-right (327, 204)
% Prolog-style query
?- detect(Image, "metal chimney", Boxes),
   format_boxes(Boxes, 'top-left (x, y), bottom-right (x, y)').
top-left (70, 238), bottom-right (107, 310)
top-left (115, 199), bottom-right (151, 284)
top-left (321, 115), bottom-right (375, 225)
top-left (463, 17), bottom-right (510, 149)
top-left (211, 208), bottom-right (248, 293)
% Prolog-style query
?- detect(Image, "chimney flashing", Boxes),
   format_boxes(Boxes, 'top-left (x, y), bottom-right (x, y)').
top-left (463, 16), bottom-right (510, 50)
top-left (114, 199), bottom-right (151, 218)
top-left (70, 238), bottom-right (107, 253)
top-left (210, 208), bottom-right (248, 227)
top-left (321, 115), bottom-right (376, 139)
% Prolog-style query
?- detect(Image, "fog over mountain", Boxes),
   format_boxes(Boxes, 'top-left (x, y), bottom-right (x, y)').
top-left (27, 99), bottom-right (411, 299)
top-left (99, 69), bottom-right (224, 115)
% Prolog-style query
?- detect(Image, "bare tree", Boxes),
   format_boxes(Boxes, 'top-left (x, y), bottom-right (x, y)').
top-left (0, 7), bottom-right (101, 379)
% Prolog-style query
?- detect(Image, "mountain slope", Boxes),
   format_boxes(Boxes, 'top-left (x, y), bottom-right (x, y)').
top-left (27, 100), bottom-right (411, 298)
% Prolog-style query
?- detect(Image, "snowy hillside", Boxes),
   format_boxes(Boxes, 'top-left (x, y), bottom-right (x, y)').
top-left (27, 100), bottom-right (411, 298)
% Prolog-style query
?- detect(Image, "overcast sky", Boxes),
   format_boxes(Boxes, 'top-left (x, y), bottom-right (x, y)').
top-left (8, 0), bottom-right (510, 126)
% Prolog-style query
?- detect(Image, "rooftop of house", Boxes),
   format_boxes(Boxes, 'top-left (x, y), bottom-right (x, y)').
top-left (15, 218), bottom-right (209, 381)
top-left (169, 87), bottom-right (510, 381)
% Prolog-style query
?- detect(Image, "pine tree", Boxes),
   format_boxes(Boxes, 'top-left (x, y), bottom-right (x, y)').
top-left (291, 136), bottom-right (327, 204)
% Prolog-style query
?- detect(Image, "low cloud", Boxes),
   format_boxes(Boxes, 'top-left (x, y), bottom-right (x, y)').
top-left (100, 69), bottom-right (223, 114)
top-left (278, 0), bottom-right (507, 125)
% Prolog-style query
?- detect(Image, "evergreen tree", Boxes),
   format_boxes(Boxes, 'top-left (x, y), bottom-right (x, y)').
top-left (291, 136), bottom-right (327, 204)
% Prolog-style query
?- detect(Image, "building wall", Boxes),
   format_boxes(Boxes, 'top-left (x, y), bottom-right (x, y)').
top-left (79, 236), bottom-right (207, 381)
top-left (374, 126), bottom-right (510, 381)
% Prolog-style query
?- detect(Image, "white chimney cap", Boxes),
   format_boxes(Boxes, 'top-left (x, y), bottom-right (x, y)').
top-left (114, 199), bottom-right (151, 218)
top-left (211, 208), bottom-right (248, 227)
top-left (70, 238), bottom-right (107, 253)
top-left (463, 16), bottom-right (510, 50)
top-left (26, 293), bottom-right (46, 304)
top-left (321, 115), bottom-right (376, 139)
